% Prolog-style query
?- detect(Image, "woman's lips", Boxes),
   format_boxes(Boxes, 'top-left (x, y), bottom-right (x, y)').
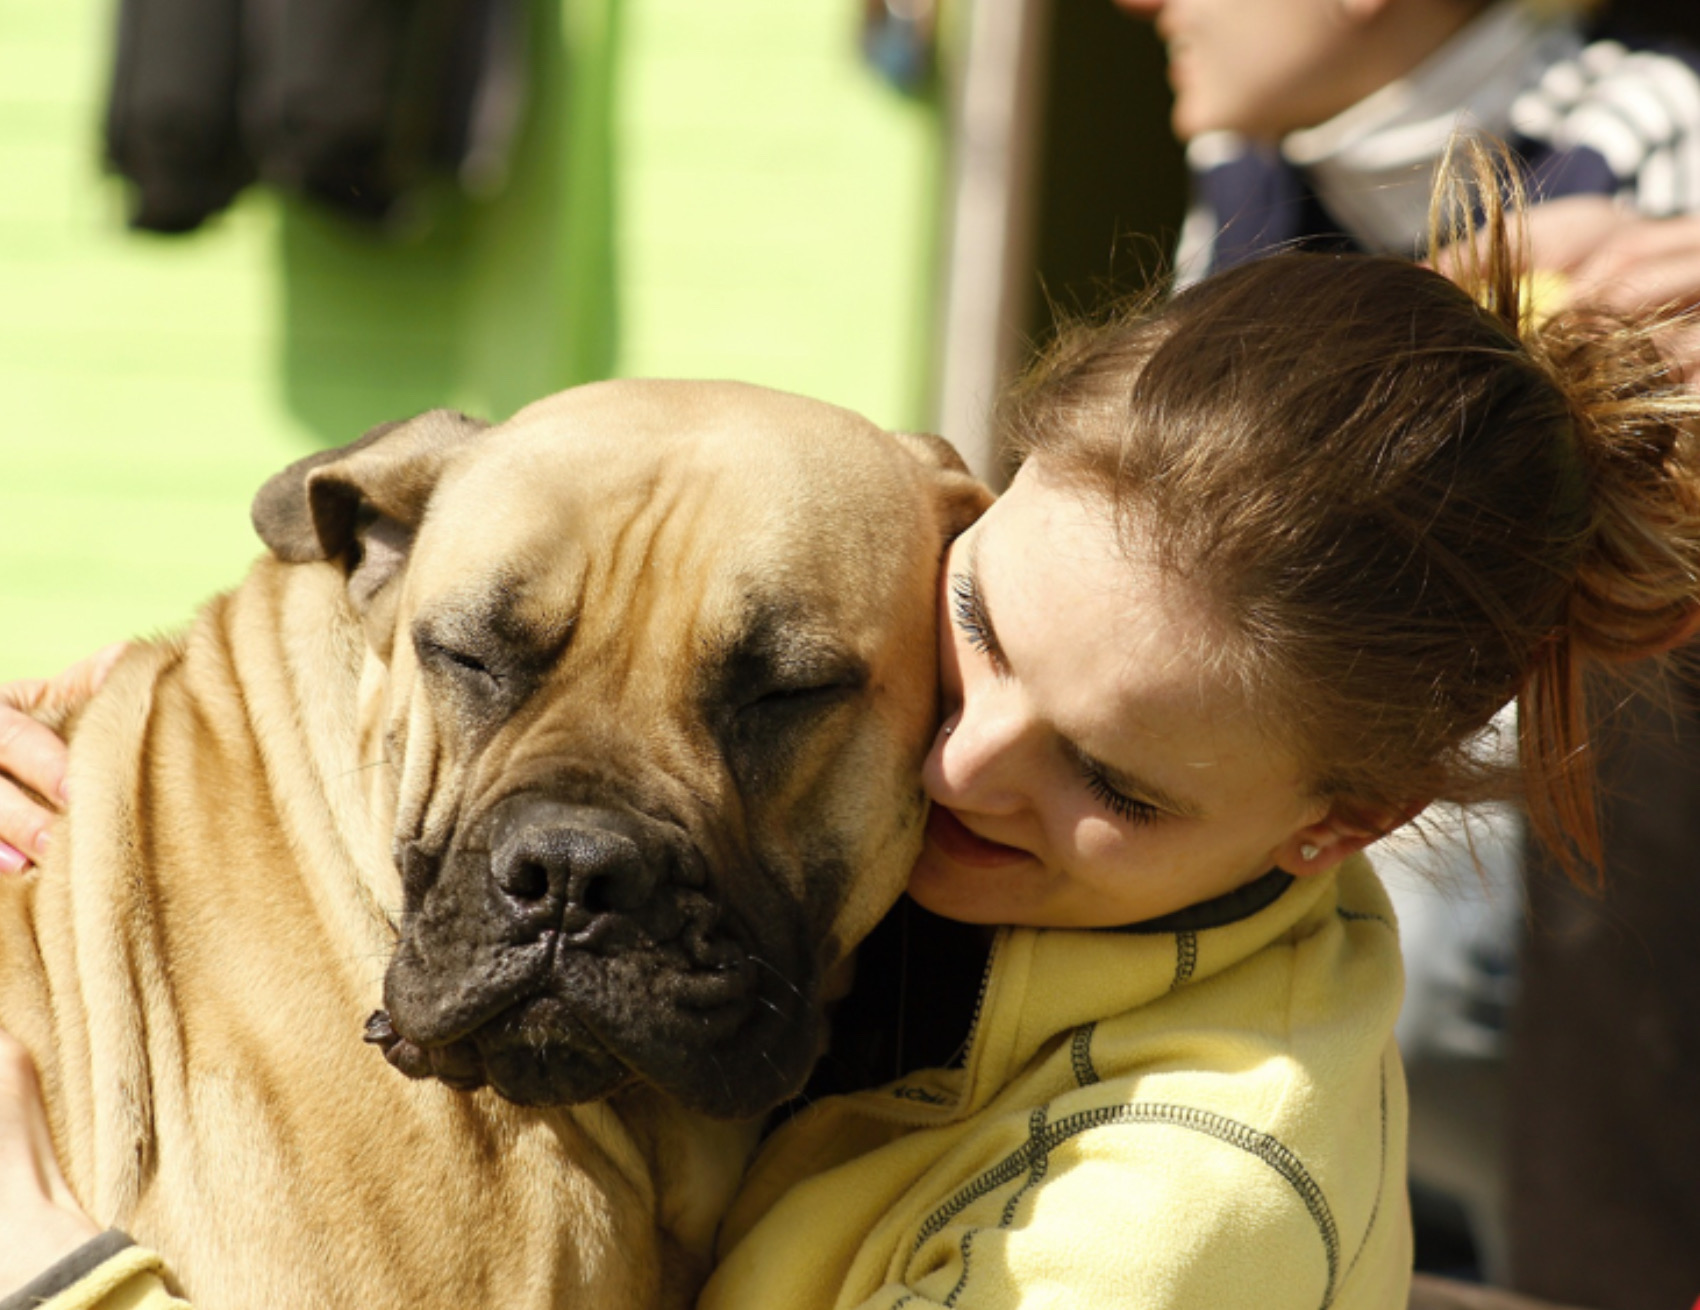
top-left (925, 805), bottom-right (1031, 868)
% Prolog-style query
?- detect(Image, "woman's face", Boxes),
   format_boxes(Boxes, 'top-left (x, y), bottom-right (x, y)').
top-left (908, 464), bottom-right (1333, 929)
top-left (1112, 0), bottom-right (1376, 142)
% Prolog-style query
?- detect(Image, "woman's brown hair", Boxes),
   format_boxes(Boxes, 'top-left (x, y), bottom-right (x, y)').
top-left (999, 138), bottom-right (1700, 885)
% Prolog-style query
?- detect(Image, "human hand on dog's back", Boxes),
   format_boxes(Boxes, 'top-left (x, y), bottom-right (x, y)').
top-left (0, 1029), bottom-right (98, 1294)
top-left (0, 645), bottom-right (128, 873)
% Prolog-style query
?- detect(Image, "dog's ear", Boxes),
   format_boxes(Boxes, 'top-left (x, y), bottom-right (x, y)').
top-left (890, 430), bottom-right (995, 542)
top-left (252, 409), bottom-right (492, 652)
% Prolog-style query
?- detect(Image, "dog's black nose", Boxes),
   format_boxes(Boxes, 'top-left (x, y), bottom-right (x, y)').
top-left (490, 800), bottom-right (659, 926)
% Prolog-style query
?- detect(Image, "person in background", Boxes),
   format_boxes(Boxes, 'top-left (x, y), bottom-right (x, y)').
top-left (1116, 0), bottom-right (1700, 294)
top-left (1112, 0), bottom-right (1700, 1302)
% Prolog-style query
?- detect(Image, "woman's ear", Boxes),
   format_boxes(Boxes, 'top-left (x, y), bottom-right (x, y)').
top-left (1274, 798), bottom-right (1426, 876)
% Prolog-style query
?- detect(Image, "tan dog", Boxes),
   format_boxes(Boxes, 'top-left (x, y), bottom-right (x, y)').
top-left (0, 380), bottom-right (988, 1308)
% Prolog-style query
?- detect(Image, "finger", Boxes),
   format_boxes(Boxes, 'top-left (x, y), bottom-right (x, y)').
top-left (1520, 195), bottom-right (1630, 272)
top-left (0, 706), bottom-right (73, 812)
top-left (1573, 248), bottom-right (1700, 316)
top-left (1575, 214), bottom-right (1700, 279)
top-left (0, 780), bottom-right (55, 866)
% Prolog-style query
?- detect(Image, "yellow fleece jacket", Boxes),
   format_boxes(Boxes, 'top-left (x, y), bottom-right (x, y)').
top-left (1, 1234), bottom-right (186, 1310)
top-left (18, 861), bottom-right (1407, 1310)
top-left (700, 856), bottom-right (1410, 1310)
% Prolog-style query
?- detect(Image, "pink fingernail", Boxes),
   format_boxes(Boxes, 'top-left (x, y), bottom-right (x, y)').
top-left (0, 843), bottom-right (29, 874)
top-left (32, 828), bottom-right (51, 858)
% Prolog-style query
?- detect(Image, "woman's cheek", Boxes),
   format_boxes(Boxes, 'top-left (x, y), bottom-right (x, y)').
top-left (1063, 809), bottom-right (1131, 865)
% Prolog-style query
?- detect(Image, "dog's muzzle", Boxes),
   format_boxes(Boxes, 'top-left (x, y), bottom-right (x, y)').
top-left (370, 793), bottom-right (816, 1115)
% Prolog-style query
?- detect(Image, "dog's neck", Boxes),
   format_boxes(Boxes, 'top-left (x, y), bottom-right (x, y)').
top-left (612, 1085), bottom-right (764, 1284)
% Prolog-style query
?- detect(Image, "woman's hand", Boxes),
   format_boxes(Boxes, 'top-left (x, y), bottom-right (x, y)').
top-left (1520, 198), bottom-right (1700, 380)
top-left (1437, 197), bottom-right (1700, 379)
top-left (0, 645), bottom-right (129, 873)
top-left (0, 1029), bottom-right (98, 1293)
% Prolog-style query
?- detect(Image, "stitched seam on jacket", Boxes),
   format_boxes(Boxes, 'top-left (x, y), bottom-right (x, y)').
top-left (1340, 1056), bottom-right (1390, 1290)
top-left (1336, 907), bottom-right (1393, 930)
top-left (911, 1102), bottom-right (1342, 1309)
top-left (999, 1107), bottom-right (1051, 1227)
top-left (1172, 931), bottom-right (1199, 989)
top-left (940, 1107), bottom-right (1049, 1306)
top-left (1070, 1024), bottom-right (1100, 1087)
top-left (942, 1230), bottom-right (977, 1307)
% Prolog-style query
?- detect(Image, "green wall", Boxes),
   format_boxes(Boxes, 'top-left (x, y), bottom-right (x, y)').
top-left (0, 0), bottom-right (941, 679)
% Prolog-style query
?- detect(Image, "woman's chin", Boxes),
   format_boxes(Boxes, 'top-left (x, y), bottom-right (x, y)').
top-left (907, 845), bottom-right (1026, 924)
top-left (908, 858), bottom-right (1001, 924)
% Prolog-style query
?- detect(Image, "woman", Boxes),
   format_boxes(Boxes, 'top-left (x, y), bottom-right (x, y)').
top-left (1112, 1), bottom-right (1700, 1294)
top-left (3, 154), bottom-right (1699, 1307)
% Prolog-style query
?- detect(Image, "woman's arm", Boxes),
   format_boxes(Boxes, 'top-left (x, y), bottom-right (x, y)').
top-left (0, 1031), bottom-right (98, 1288)
top-left (0, 646), bottom-right (189, 1307)
top-left (0, 646), bottom-right (128, 874)
top-left (0, 1032), bottom-right (187, 1310)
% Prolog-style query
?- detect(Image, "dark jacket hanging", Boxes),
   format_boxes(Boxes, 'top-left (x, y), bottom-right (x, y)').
top-left (105, 0), bottom-right (528, 234)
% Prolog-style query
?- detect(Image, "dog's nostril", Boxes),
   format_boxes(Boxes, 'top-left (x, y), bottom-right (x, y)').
top-left (579, 873), bottom-right (618, 916)
top-left (491, 812), bottom-right (659, 923)
top-left (505, 860), bottom-right (551, 904)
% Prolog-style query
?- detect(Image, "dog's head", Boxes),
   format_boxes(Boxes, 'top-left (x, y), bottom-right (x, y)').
top-left (252, 380), bottom-right (989, 1117)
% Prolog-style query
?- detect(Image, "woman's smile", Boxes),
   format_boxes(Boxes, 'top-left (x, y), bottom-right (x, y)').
top-left (923, 805), bottom-right (1031, 868)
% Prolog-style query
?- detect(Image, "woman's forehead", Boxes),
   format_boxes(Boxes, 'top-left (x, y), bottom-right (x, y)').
top-left (977, 470), bottom-right (1276, 768)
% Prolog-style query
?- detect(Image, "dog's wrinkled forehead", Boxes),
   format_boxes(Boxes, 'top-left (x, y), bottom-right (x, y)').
top-left (401, 380), bottom-right (935, 647)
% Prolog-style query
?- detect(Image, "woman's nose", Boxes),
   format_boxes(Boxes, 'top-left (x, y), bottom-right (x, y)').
top-left (927, 681), bottom-right (1039, 812)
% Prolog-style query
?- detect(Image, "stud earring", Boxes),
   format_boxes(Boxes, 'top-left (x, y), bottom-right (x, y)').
top-left (943, 725), bottom-right (955, 737)
top-left (1299, 843), bottom-right (1320, 862)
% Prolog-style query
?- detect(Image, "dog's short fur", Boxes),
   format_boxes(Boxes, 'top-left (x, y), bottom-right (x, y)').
top-left (0, 380), bottom-right (988, 1308)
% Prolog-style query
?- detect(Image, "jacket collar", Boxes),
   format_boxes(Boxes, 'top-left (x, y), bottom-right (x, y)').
top-left (941, 858), bottom-right (1375, 1118)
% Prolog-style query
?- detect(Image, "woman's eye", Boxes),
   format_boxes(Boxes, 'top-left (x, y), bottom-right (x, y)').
top-left (1073, 753), bottom-right (1161, 827)
top-left (950, 573), bottom-right (1006, 670)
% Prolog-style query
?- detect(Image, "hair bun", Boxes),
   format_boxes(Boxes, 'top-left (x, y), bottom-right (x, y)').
top-left (1533, 304), bottom-right (1700, 663)
top-left (1430, 135), bottom-right (1700, 667)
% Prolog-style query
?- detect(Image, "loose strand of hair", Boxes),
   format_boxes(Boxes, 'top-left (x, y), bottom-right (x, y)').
top-left (1518, 635), bottom-right (1603, 890)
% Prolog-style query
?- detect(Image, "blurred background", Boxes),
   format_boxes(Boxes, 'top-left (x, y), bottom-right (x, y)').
top-left (0, 0), bottom-right (1185, 681)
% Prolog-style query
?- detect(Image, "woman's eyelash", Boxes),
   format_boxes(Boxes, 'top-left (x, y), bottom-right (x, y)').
top-left (1074, 754), bottom-right (1161, 826)
top-left (950, 573), bottom-right (1002, 665)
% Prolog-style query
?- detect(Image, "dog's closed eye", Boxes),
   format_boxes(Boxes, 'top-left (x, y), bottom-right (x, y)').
top-left (741, 677), bottom-right (863, 715)
top-left (415, 634), bottom-right (504, 692)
